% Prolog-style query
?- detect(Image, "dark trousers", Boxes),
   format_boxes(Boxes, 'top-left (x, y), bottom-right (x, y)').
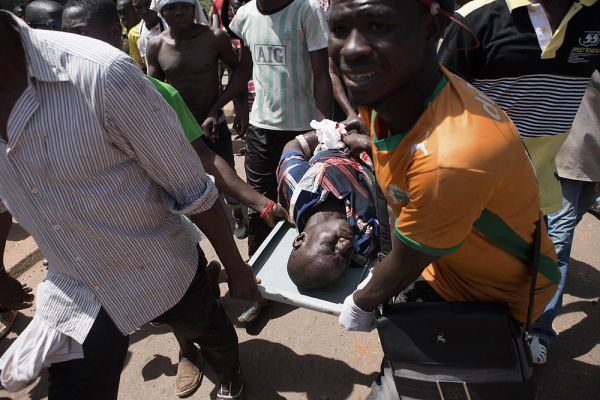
top-left (48, 249), bottom-right (239, 400)
top-left (244, 125), bottom-right (305, 255)
top-left (202, 119), bottom-right (235, 168)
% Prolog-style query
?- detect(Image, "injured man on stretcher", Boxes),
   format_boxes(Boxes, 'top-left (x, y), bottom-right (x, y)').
top-left (277, 121), bottom-right (380, 290)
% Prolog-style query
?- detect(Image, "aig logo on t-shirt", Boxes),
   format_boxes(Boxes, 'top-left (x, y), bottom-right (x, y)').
top-left (254, 44), bottom-right (286, 66)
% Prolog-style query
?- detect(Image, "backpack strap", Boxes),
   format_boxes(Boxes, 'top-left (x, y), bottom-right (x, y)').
top-left (474, 209), bottom-right (551, 330)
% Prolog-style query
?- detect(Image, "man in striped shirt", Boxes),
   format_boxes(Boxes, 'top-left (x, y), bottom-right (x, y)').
top-left (439, 0), bottom-right (600, 363)
top-left (0, 10), bottom-right (259, 399)
top-left (60, 1), bottom-right (286, 394)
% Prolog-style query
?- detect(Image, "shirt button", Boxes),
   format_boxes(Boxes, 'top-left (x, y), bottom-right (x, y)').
top-left (52, 224), bottom-right (60, 231)
top-left (75, 256), bottom-right (82, 262)
top-left (30, 187), bottom-right (39, 195)
top-left (94, 285), bottom-right (100, 290)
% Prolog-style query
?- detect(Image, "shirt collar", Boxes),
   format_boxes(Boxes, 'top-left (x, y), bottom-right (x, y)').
top-left (1, 11), bottom-right (69, 83)
top-left (506, 0), bottom-right (598, 12)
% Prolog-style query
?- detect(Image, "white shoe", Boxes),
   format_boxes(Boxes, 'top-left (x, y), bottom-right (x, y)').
top-left (237, 300), bottom-right (270, 325)
top-left (529, 336), bottom-right (548, 364)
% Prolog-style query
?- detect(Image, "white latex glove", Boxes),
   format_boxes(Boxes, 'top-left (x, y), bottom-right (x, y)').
top-left (338, 293), bottom-right (376, 332)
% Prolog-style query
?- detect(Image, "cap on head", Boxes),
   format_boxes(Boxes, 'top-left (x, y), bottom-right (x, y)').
top-left (151, 0), bottom-right (196, 13)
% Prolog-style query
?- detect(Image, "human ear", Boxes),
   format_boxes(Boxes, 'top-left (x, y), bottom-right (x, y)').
top-left (292, 233), bottom-right (306, 249)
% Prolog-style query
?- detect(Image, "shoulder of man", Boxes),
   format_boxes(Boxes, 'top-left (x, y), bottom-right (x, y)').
top-left (432, 70), bottom-right (523, 173)
top-left (37, 29), bottom-right (130, 71)
top-left (147, 31), bottom-right (166, 50)
top-left (129, 22), bottom-right (142, 39)
top-left (455, 0), bottom-right (508, 19)
top-left (294, 0), bottom-right (324, 17)
top-left (146, 76), bottom-right (177, 98)
top-left (233, 0), bottom-right (256, 18)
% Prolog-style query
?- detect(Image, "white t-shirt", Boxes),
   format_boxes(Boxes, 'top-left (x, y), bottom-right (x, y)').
top-left (138, 16), bottom-right (168, 60)
top-left (229, 0), bottom-right (328, 131)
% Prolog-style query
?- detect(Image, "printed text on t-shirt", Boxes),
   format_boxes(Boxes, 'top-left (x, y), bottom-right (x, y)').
top-left (254, 44), bottom-right (286, 65)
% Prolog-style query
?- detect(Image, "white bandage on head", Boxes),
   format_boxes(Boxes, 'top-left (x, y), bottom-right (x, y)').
top-left (150, 0), bottom-right (207, 24)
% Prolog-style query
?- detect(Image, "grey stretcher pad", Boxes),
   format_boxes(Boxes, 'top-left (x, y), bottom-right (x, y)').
top-left (249, 221), bottom-right (371, 316)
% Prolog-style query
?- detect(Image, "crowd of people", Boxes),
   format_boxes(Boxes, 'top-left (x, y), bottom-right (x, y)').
top-left (0, 0), bottom-right (598, 398)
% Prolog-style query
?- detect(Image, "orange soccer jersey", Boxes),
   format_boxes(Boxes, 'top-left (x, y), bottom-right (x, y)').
top-left (361, 66), bottom-right (559, 323)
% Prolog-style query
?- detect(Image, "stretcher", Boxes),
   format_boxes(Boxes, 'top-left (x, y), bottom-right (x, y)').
top-left (249, 185), bottom-right (392, 316)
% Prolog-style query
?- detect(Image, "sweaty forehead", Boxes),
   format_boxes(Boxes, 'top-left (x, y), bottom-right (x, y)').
top-left (132, 0), bottom-right (151, 7)
top-left (117, 0), bottom-right (133, 9)
top-left (62, 6), bottom-right (88, 25)
top-left (330, 0), bottom-right (402, 15)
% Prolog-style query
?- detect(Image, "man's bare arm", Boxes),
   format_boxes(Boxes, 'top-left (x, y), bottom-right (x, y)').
top-left (146, 36), bottom-right (165, 81)
top-left (203, 38), bottom-right (252, 136)
top-left (190, 202), bottom-right (262, 301)
top-left (205, 33), bottom-right (251, 118)
top-left (232, 89), bottom-right (249, 139)
top-left (353, 234), bottom-right (438, 311)
top-left (329, 57), bottom-right (356, 119)
top-left (329, 57), bottom-right (369, 135)
top-left (282, 131), bottom-right (319, 159)
top-left (191, 139), bottom-right (287, 222)
top-left (309, 48), bottom-right (334, 120)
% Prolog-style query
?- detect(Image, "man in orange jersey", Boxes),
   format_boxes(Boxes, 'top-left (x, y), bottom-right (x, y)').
top-left (328, 0), bottom-right (559, 340)
top-left (329, 0), bottom-right (560, 396)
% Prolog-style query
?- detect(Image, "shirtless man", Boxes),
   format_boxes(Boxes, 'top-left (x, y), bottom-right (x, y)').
top-left (146, 0), bottom-right (250, 237)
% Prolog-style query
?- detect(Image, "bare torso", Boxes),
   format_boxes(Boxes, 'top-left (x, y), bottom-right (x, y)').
top-left (154, 25), bottom-right (222, 121)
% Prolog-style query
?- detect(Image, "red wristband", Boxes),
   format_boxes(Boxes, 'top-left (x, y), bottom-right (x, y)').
top-left (259, 200), bottom-right (275, 219)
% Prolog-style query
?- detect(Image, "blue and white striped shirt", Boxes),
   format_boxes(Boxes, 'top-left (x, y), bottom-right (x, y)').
top-left (0, 12), bottom-right (218, 343)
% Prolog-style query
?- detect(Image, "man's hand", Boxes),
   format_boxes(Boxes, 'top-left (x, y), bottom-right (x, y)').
top-left (227, 263), bottom-right (263, 301)
top-left (343, 115), bottom-right (369, 136)
top-left (233, 108), bottom-right (249, 140)
top-left (260, 201), bottom-right (289, 227)
top-left (201, 113), bottom-right (220, 143)
top-left (338, 291), bottom-right (376, 332)
top-left (0, 272), bottom-right (34, 310)
top-left (343, 133), bottom-right (372, 156)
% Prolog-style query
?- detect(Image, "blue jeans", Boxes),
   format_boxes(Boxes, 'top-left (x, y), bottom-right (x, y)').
top-left (532, 178), bottom-right (600, 342)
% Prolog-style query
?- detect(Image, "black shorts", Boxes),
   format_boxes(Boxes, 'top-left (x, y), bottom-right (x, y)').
top-left (201, 119), bottom-right (235, 169)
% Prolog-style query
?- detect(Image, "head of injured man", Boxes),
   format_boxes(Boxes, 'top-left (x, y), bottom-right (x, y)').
top-left (288, 212), bottom-right (356, 291)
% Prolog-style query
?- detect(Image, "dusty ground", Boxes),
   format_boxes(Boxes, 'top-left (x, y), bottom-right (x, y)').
top-left (1, 139), bottom-right (598, 400)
